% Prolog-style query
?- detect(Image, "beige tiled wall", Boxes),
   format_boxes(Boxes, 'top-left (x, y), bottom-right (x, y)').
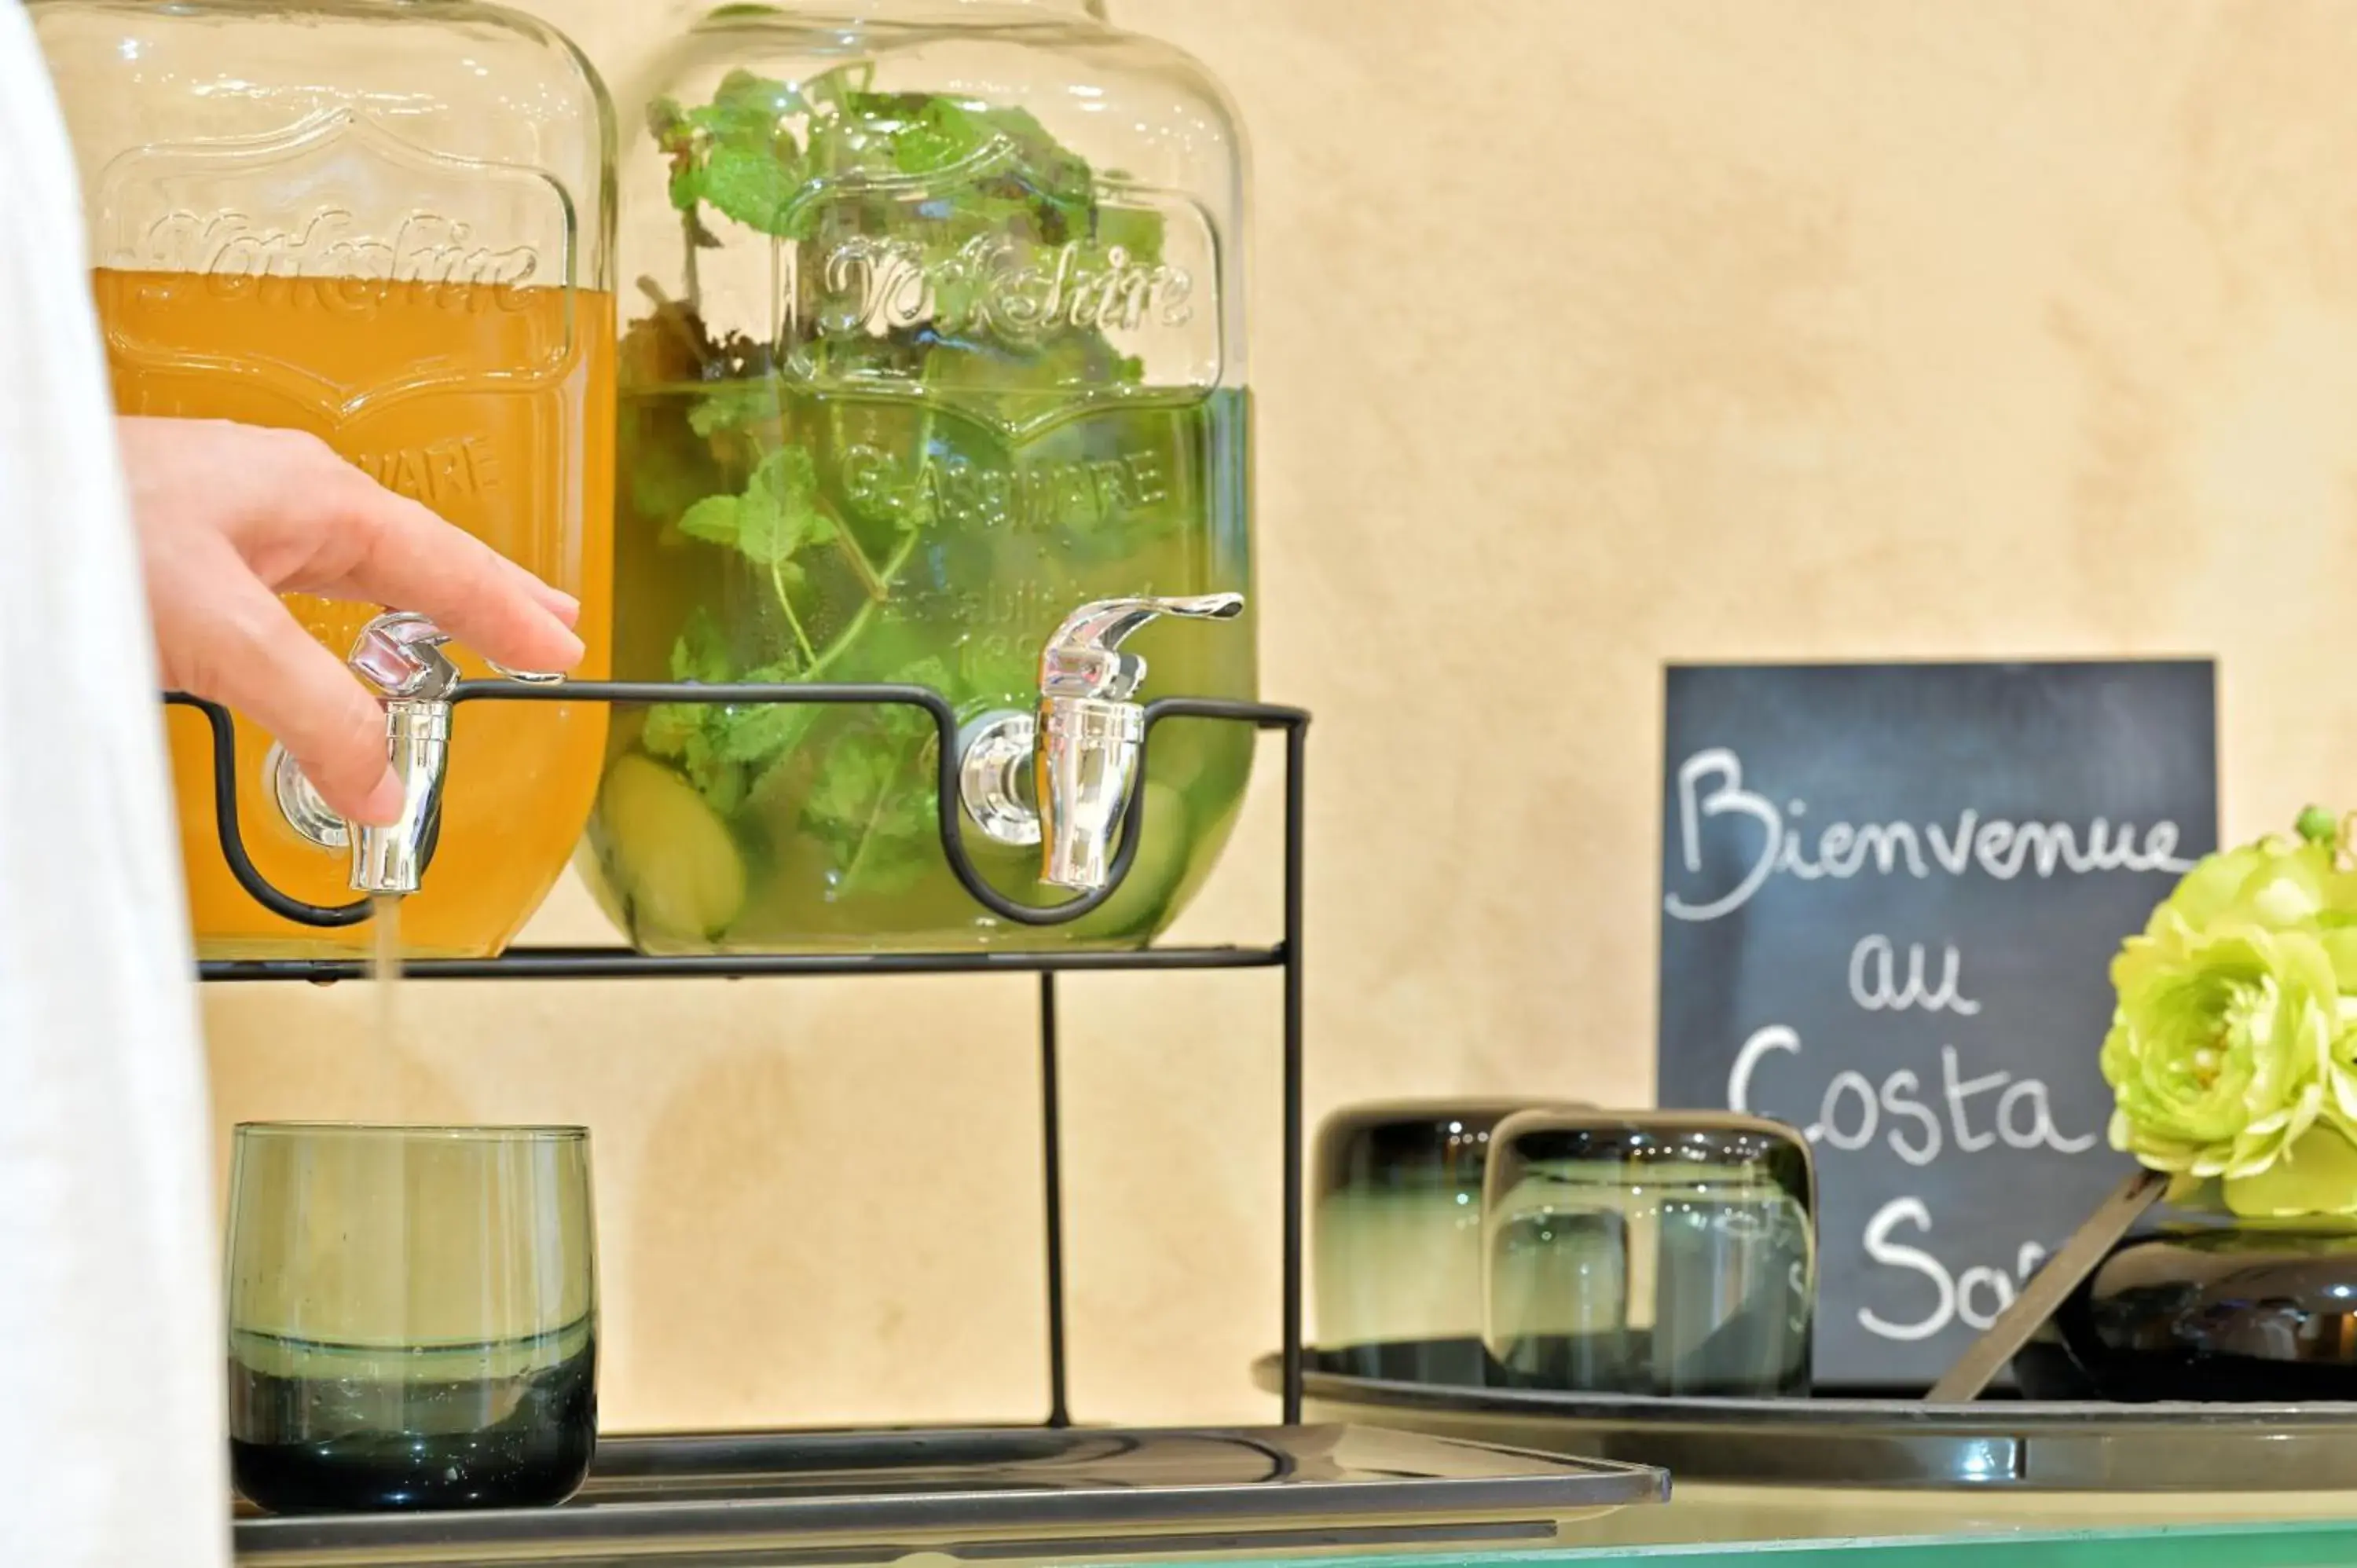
top-left (203, 0), bottom-right (2357, 1431)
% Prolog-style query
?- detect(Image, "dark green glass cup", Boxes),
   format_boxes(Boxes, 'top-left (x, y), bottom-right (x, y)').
top-left (225, 1123), bottom-right (598, 1515)
top-left (1482, 1110), bottom-right (1815, 1397)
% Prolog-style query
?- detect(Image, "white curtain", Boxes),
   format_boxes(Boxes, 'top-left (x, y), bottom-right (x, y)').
top-left (0, 2), bottom-right (229, 1563)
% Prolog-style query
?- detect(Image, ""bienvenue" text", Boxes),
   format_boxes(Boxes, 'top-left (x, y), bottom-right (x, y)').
top-left (1664, 747), bottom-right (2194, 922)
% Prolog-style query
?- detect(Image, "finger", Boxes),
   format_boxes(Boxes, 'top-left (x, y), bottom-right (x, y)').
top-left (471, 545), bottom-right (581, 627)
top-left (503, 557), bottom-right (582, 628)
top-left (163, 549), bottom-right (406, 825)
top-left (292, 468), bottom-right (587, 675)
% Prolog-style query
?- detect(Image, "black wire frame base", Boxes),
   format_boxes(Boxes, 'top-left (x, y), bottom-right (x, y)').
top-left (168, 680), bottom-right (1310, 1427)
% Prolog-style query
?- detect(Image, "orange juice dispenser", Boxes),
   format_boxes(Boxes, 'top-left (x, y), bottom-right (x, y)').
top-left (34, 0), bottom-right (616, 958)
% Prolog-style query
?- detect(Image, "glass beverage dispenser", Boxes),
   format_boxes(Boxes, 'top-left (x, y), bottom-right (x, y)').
top-left (34, 0), bottom-right (616, 959)
top-left (586, 0), bottom-right (1254, 952)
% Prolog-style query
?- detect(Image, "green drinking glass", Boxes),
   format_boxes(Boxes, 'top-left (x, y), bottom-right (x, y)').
top-left (225, 1123), bottom-right (599, 1515)
top-left (1482, 1110), bottom-right (1816, 1397)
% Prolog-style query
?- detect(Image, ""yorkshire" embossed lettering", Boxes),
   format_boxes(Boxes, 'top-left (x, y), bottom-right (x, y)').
top-left (132, 209), bottom-right (541, 294)
top-left (819, 234), bottom-right (1191, 343)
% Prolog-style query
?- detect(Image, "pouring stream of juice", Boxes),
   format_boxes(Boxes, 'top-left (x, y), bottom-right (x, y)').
top-left (368, 895), bottom-right (404, 1116)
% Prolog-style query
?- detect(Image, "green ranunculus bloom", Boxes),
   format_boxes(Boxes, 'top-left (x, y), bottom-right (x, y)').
top-left (2101, 921), bottom-right (2341, 1183)
top-left (2102, 811), bottom-right (2357, 1213)
top-left (2145, 831), bottom-right (2356, 942)
top-left (2223, 1123), bottom-right (2357, 1220)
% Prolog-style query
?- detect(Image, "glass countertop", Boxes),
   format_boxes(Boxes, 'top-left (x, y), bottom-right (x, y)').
top-left (1196, 1522), bottom-right (2357, 1566)
top-left (1545, 1482), bottom-right (2357, 1552)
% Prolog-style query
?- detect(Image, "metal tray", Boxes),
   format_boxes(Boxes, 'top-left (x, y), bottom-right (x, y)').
top-left (233, 1423), bottom-right (1666, 1565)
top-left (1252, 1341), bottom-right (2357, 1492)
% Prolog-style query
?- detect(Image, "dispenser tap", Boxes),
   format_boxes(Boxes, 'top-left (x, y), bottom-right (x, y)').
top-left (268, 610), bottom-right (563, 895)
top-left (959, 593), bottom-right (1245, 892)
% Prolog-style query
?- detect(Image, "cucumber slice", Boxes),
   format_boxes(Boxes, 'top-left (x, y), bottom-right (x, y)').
top-left (598, 753), bottom-right (748, 941)
top-left (1082, 780), bottom-right (1189, 936)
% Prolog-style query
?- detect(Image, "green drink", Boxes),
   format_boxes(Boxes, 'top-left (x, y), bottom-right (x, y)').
top-left (590, 55), bottom-right (1255, 952)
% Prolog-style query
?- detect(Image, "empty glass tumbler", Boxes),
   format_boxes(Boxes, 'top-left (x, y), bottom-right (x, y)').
top-left (225, 1123), bottom-right (599, 1515)
top-left (1313, 1100), bottom-right (1573, 1367)
top-left (1482, 1110), bottom-right (1816, 1397)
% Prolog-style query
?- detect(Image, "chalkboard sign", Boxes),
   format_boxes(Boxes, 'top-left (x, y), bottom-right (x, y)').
top-left (1654, 660), bottom-right (2218, 1390)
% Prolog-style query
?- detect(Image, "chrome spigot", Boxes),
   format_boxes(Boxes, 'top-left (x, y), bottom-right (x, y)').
top-left (268, 610), bottom-right (562, 896)
top-left (959, 593), bottom-right (1245, 892)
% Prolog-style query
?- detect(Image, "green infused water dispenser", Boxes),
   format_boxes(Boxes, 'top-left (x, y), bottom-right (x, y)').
top-left (589, 0), bottom-right (1255, 952)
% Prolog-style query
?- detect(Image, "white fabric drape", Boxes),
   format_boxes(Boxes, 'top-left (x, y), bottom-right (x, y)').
top-left (0, 2), bottom-right (229, 1563)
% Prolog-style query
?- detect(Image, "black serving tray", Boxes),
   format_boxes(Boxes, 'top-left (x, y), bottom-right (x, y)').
top-left (1255, 1340), bottom-right (2357, 1492)
top-left (232, 1423), bottom-right (1666, 1565)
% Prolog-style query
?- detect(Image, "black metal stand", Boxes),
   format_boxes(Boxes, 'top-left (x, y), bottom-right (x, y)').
top-left (171, 681), bottom-right (1310, 1427)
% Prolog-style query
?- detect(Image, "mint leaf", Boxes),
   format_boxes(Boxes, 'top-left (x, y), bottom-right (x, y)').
top-left (747, 444), bottom-right (824, 527)
top-left (698, 754), bottom-right (745, 811)
top-left (840, 805), bottom-right (933, 896)
top-left (647, 611), bottom-right (741, 775)
top-left (801, 735), bottom-right (893, 838)
top-left (669, 610), bottom-right (733, 686)
top-left (715, 698), bottom-right (820, 766)
top-left (642, 703), bottom-right (704, 760)
top-left (1094, 200), bottom-right (1166, 266)
top-left (977, 104), bottom-right (1091, 202)
top-left (799, 661), bottom-right (949, 899)
top-left (632, 458), bottom-right (712, 531)
top-left (890, 96), bottom-right (991, 175)
top-left (730, 493), bottom-right (790, 567)
top-left (703, 654), bottom-right (816, 768)
top-left (677, 493), bottom-right (742, 548)
top-left (797, 62), bottom-right (871, 118)
top-left (696, 70), bottom-right (803, 142)
top-left (687, 381), bottom-right (783, 438)
top-left (676, 446), bottom-right (836, 572)
top-left (801, 726), bottom-right (935, 897)
top-left (668, 725), bottom-right (742, 813)
top-left (739, 446), bottom-right (833, 567)
top-left (700, 142), bottom-right (803, 236)
top-left (658, 71), bottom-right (811, 237)
top-left (651, 617), bottom-right (823, 795)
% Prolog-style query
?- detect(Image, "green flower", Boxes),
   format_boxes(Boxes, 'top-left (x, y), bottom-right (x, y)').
top-left (2223, 1123), bottom-right (2357, 1220)
top-left (2101, 811), bottom-right (2357, 1211)
top-left (2101, 920), bottom-right (2341, 1183)
top-left (2144, 828), bottom-right (2349, 941)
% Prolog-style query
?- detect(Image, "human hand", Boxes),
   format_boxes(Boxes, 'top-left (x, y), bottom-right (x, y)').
top-left (118, 416), bottom-right (586, 825)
